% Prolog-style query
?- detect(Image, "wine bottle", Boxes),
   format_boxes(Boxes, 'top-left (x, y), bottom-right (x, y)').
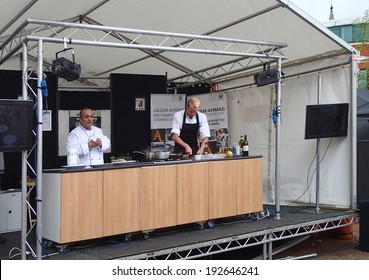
top-left (243, 135), bottom-right (249, 156)
top-left (239, 135), bottom-right (245, 156)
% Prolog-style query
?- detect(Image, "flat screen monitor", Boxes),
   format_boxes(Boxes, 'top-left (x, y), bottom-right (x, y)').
top-left (305, 103), bottom-right (349, 139)
top-left (0, 99), bottom-right (34, 152)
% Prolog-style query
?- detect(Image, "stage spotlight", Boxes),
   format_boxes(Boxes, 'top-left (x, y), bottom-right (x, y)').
top-left (254, 68), bottom-right (279, 87)
top-left (51, 48), bottom-right (81, 82)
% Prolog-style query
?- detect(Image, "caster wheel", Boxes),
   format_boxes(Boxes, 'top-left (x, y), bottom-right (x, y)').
top-left (43, 240), bottom-right (53, 248)
top-left (198, 223), bottom-right (205, 230)
top-left (207, 221), bottom-right (215, 229)
top-left (57, 244), bottom-right (67, 253)
top-left (124, 234), bottom-right (131, 242)
top-left (143, 233), bottom-right (150, 240)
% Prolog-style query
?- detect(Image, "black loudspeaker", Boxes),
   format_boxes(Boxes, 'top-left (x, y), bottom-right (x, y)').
top-left (359, 200), bottom-right (369, 251)
top-left (51, 48), bottom-right (81, 82)
top-left (254, 69), bottom-right (279, 87)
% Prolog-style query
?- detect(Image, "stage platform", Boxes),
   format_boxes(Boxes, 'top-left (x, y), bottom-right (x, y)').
top-left (0, 205), bottom-right (359, 260)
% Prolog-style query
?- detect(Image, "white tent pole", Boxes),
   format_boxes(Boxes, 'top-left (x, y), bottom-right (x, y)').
top-left (21, 43), bottom-right (28, 260)
top-left (36, 39), bottom-right (43, 260)
top-left (315, 75), bottom-right (322, 214)
top-left (274, 58), bottom-right (282, 220)
top-left (350, 56), bottom-right (358, 209)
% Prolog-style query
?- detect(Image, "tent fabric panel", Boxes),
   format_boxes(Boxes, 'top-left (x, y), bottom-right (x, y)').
top-left (226, 65), bottom-right (352, 208)
top-left (0, 0), bottom-right (355, 84)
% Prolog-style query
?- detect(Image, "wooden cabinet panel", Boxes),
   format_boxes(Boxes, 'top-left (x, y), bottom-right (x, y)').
top-left (236, 158), bottom-right (263, 214)
top-left (208, 160), bottom-right (238, 219)
top-left (208, 158), bottom-right (263, 219)
top-left (60, 171), bottom-right (103, 243)
top-left (176, 162), bottom-right (208, 225)
top-left (142, 165), bottom-right (177, 231)
top-left (103, 168), bottom-right (141, 236)
top-left (42, 157), bottom-right (263, 243)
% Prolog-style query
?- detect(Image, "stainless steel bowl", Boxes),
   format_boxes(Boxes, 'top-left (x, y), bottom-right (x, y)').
top-left (155, 151), bottom-right (171, 159)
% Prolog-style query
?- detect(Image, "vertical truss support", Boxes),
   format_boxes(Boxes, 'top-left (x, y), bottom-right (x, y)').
top-left (274, 57), bottom-right (282, 220)
top-left (21, 43), bottom-right (28, 260)
top-left (36, 39), bottom-right (43, 260)
top-left (20, 40), bottom-right (44, 260)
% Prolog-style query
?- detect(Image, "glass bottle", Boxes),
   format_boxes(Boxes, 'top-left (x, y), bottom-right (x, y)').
top-left (239, 135), bottom-right (245, 156)
top-left (243, 134), bottom-right (249, 156)
top-left (221, 137), bottom-right (226, 154)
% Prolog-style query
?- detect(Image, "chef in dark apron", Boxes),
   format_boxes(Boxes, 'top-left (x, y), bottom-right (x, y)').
top-left (171, 97), bottom-right (210, 155)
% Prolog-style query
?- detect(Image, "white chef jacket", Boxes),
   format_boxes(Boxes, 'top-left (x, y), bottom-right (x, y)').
top-left (170, 110), bottom-right (210, 141)
top-left (66, 124), bottom-right (111, 165)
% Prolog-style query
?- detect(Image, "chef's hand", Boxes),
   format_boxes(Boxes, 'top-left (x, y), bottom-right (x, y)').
top-left (184, 144), bottom-right (192, 155)
top-left (197, 146), bottom-right (205, 155)
top-left (88, 138), bottom-right (102, 149)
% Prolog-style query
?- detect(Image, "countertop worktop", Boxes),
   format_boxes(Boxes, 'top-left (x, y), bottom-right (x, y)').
top-left (43, 155), bottom-right (262, 173)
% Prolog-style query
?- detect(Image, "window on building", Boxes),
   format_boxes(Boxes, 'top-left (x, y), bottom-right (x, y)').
top-left (329, 24), bottom-right (366, 43)
top-left (353, 24), bottom-right (366, 42)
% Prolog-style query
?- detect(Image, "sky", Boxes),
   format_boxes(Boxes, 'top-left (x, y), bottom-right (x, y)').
top-left (290, 0), bottom-right (368, 22)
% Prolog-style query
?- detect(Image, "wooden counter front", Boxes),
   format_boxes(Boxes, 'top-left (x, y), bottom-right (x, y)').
top-left (176, 162), bottom-right (208, 225)
top-left (236, 158), bottom-right (263, 215)
top-left (43, 171), bottom-right (103, 244)
top-left (208, 160), bottom-right (238, 219)
top-left (208, 158), bottom-right (263, 219)
top-left (103, 168), bottom-right (141, 236)
top-left (141, 165), bottom-right (177, 231)
top-left (42, 156), bottom-right (263, 244)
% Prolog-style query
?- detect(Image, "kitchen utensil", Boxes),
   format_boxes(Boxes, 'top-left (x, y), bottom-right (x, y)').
top-left (155, 151), bottom-right (170, 159)
top-left (182, 153), bottom-right (190, 159)
top-left (133, 150), bottom-right (155, 160)
top-left (170, 153), bottom-right (182, 160)
top-left (194, 155), bottom-right (201, 161)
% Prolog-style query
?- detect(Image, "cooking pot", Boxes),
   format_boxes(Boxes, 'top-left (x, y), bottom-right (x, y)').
top-left (133, 150), bottom-right (171, 160)
top-left (155, 151), bottom-right (171, 160)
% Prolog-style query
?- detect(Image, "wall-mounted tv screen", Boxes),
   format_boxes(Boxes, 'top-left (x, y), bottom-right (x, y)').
top-left (305, 103), bottom-right (349, 140)
top-left (0, 99), bottom-right (34, 152)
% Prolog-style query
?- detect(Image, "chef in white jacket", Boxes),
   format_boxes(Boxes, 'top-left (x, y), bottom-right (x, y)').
top-left (66, 107), bottom-right (110, 165)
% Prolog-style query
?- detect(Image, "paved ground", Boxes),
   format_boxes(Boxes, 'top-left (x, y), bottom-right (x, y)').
top-left (274, 220), bottom-right (369, 260)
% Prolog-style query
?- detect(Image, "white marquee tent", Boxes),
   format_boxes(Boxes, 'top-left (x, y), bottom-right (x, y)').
top-left (0, 0), bottom-right (360, 245)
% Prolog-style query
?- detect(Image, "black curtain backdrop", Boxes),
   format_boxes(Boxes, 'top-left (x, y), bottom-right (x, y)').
top-left (110, 73), bottom-right (167, 156)
top-left (110, 75), bottom-right (211, 157)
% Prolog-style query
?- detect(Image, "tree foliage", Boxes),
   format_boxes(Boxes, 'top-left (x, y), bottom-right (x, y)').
top-left (354, 9), bottom-right (369, 47)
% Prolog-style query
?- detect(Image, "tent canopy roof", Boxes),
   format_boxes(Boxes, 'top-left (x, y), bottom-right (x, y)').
top-left (0, 0), bottom-right (357, 90)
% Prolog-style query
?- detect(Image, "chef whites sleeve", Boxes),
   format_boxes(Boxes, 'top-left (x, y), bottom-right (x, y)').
top-left (170, 110), bottom-right (183, 136)
top-left (98, 130), bottom-right (111, 151)
top-left (198, 112), bottom-right (210, 141)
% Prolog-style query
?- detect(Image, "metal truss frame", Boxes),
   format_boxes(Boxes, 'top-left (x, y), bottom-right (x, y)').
top-left (117, 213), bottom-right (358, 260)
top-left (0, 18), bottom-right (287, 87)
top-left (0, 18), bottom-right (287, 260)
top-left (23, 67), bottom-right (43, 259)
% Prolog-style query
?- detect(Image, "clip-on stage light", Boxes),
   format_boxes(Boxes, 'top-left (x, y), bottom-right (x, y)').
top-left (51, 48), bottom-right (81, 82)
